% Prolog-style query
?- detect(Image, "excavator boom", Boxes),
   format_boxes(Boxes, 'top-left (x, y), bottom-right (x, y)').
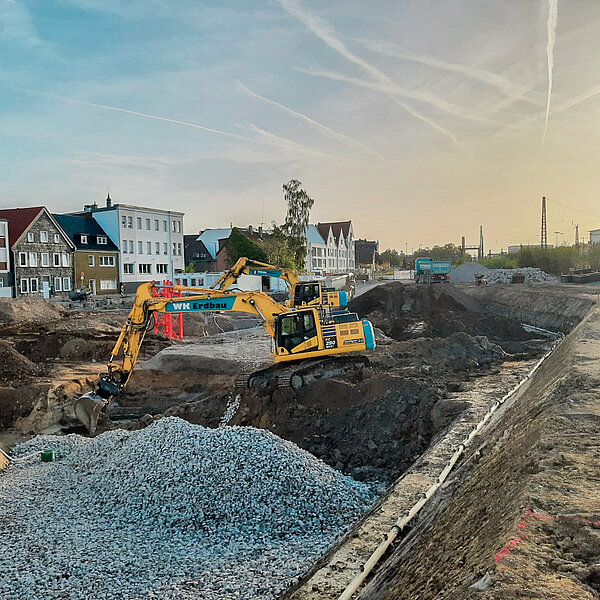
top-left (74, 282), bottom-right (374, 433)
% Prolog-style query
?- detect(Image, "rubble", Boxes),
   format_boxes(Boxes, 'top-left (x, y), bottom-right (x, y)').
top-left (2, 417), bottom-right (374, 600)
top-left (483, 267), bottom-right (556, 285)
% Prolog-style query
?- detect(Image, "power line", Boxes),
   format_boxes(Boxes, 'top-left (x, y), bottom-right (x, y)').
top-left (546, 197), bottom-right (600, 220)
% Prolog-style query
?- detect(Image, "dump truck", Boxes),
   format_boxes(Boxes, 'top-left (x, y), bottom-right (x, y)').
top-left (414, 257), bottom-right (451, 284)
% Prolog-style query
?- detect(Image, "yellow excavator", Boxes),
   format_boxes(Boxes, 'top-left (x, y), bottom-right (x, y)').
top-left (74, 282), bottom-right (375, 434)
top-left (210, 257), bottom-right (349, 310)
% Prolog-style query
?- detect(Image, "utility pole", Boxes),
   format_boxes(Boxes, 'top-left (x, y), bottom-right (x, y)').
top-left (478, 226), bottom-right (484, 261)
top-left (541, 197), bottom-right (548, 249)
top-left (575, 224), bottom-right (580, 249)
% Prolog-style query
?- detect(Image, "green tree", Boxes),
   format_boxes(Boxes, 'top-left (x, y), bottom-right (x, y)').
top-left (226, 227), bottom-right (267, 263)
top-left (378, 248), bottom-right (402, 266)
top-left (281, 179), bottom-right (315, 270)
top-left (261, 223), bottom-right (298, 270)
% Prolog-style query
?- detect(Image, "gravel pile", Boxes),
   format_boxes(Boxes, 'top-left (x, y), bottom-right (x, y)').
top-left (484, 267), bottom-right (555, 284)
top-left (450, 262), bottom-right (489, 283)
top-left (1, 417), bottom-right (374, 600)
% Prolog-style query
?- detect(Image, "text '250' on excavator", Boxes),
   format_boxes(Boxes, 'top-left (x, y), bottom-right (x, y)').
top-left (74, 282), bottom-right (375, 434)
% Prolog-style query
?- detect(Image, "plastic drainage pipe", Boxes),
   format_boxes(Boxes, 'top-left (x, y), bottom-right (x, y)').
top-left (337, 334), bottom-right (564, 600)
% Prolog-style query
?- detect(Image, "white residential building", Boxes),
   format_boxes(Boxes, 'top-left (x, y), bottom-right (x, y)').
top-left (316, 221), bottom-right (355, 273)
top-left (72, 195), bottom-right (184, 293)
top-left (590, 229), bottom-right (600, 245)
top-left (305, 225), bottom-right (328, 274)
top-left (0, 219), bottom-right (11, 297)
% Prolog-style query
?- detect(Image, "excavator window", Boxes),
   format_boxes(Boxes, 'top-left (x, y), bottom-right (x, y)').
top-left (277, 310), bottom-right (317, 352)
top-left (294, 283), bottom-right (321, 305)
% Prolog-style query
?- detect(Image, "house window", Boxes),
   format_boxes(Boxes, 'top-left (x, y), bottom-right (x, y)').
top-left (53, 253), bottom-right (61, 267)
top-left (61, 253), bottom-right (69, 267)
top-left (146, 219), bottom-right (150, 230)
top-left (172, 242), bottom-right (177, 255)
top-left (19, 252), bottom-right (27, 267)
top-left (123, 263), bottom-right (134, 274)
top-left (163, 243), bottom-right (168, 255)
top-left (89, 255), bottom-right (95, 267)
top-left (62, 277), bottom-right (71, 291)
top-left (138, 241), bottom-right (143, 254)
top-left (81, 235), bottom-right (88, 244)
top-left (20, 279), bottom-right (29, 294)
top-left (177, 243), bottom-right (182, 256)
top-left (147, 242), bottom-right (152, 254)
top-left (0, 278), bottom-right (3, 287)
top-left (54, 277), bottom-right (62, 292)
top-left (137, 217), bottom-right (142, 229)
top-left (154, 219), bottom-right (159, 231)
top-left (100, 279), bottom-right (117, 290)
top-left (53, 234), bottom-right (60, 243)
top-left (138, 264), bottom-right (151, 274)
top-left (156, 264), bottom-right (168, 274)
top-left (27, 232), bottom-right (35, 242)
top-left (163, 220), bottom-right (167, 231)
top-left (40, 231), bottom-right (48, 242)
top-left (30, 278), bottom-right (39, 293)
top-left (121, 216), bottom-right (127, 228)
top-left (128, 240), bottom-right (133, 253)
top-left (122, 241), bottom-right (128, 253)
top-left (155, 242), bottom-right (160, 254)
top-left (99, 256), bottom-right (115, 267)
top-left (29, 253), bottom-right (38, 267)
top-left (127, 216), bottom-right (133, 228)
top-left (41, 253), bottom-right (49, 267)
top-left (97, 236), bottom-right (107, 245)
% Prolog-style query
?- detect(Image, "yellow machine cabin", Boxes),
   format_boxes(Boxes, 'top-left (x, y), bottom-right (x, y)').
top-left (210, 257), bottom-right (349, 310)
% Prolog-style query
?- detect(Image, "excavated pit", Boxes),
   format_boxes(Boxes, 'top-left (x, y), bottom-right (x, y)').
top-left (2, 282), bottom-right (594, 600)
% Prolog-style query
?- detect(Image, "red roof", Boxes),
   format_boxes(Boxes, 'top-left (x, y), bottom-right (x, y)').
top-left (317, 221), bottom-right (352, 245)
top-left (0, 207), bottom-right (45, 246)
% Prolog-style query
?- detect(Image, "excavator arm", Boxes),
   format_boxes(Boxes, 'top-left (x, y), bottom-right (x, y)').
top-left (209, 257), bottom-right (300, 294)
top-left (74, 282), bottom-right (287, 433)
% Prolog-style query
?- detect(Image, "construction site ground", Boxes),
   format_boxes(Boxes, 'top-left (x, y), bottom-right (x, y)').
top-left (1, 281), bottom-right (599, 599)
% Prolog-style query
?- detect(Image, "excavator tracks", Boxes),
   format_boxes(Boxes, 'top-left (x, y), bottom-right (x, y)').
top-left (236, 355), bottom-right (369, 392)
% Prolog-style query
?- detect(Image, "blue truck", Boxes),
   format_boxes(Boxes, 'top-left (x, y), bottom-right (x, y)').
top-left (414, 257), bottom-right (452, 284)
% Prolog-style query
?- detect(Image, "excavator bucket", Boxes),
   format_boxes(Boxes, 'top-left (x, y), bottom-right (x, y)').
top-left (74, 392), bottom-right (108, 435)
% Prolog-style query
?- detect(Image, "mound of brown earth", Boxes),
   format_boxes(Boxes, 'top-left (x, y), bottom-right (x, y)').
top-left (0, 340), bottom-right (41, 384)
top-left (0, 297), bottom-right (69, 327)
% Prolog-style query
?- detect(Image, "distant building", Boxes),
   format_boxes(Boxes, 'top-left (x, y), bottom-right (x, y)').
top-left (54, 214), bottom-right (120, 295)
top-left (0, 207), bottom-right (75, 298)
top-left (0, 219), bottom-right (11, 297)
top-left (196, 226), bottom-right (268, 272)
top-left (589, 229), bottom-right (600, 245)
top-left (305, 225), bottom-right (327, 274)
top-left (184, 235), bottom-right (215, 271)
top-left (316, 221), bottom-right (355, 273)
top-left (355, 239), bottom-right (379, 271)
top-left (507, 244), bottom-right (554, 254)
top-left (69, 195), bottom-right (184, 293)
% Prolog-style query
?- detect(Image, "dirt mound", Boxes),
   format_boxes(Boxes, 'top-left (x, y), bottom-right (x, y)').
top-left (0, 297), bottom-right (68, 327)
top-left (0, 340), bottom-right (41, 384)
top-left (350, 282), bottom-right (533, 346)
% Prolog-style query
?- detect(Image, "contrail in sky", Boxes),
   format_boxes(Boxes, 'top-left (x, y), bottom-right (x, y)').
top-left (236, 81), bottom-right (385, 159)
top-left (275, 0), bottom-right (460, 140)
top-left (358, 38), bottom-right (539, 105)
top-left (393, 99), bottom-right (458, 144)
top-left (543, 0), bottom-right (558, 143)
top-left (0, 85), bottom-right (256, 142)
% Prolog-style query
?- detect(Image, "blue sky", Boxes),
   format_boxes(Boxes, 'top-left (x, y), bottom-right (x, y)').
top-left (2, 0), bottom-right (600, 251)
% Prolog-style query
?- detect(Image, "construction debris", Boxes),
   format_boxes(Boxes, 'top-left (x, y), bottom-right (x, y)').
top-left (1, 417), bottom-right (373, 600)
top-left (483, 267), bottom-right (556, 285)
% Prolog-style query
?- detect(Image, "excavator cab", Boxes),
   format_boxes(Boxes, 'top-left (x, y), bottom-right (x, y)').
top-left (293, 282), bottom-right (322, 307)
top-left (276, 310), bottom-right (319, 353)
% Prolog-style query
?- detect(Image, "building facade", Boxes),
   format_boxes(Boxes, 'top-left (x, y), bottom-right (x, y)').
top-left (184, 234), bottom-right (216, 271)
top-left (304, 225), bottom-right (328, 274)
top-left (316, 221), bottom-right (355, 273)
top-left (54, 214), bottom-right (120, 295)
top-left (72, 196), bottom-right (184, 293)
top-left (0, 219), bottom-right (11, 297)
top-left (355, 239), bottom-right (379, 271)
top-left (0, 207), bottom-right (75, 298)
top-left (589, 229), bottom-right (600, 245)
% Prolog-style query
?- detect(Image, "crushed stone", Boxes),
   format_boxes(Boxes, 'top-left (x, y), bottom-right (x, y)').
top-left (2, 417), bottom-right (373, 600)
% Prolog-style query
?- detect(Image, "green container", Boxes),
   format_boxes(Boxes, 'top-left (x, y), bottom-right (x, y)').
top-left (41, 449), bottom-right (55, 463)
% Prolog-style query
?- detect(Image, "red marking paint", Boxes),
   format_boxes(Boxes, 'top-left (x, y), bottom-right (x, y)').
top-left (495, 507), bottom-right (600, 562)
